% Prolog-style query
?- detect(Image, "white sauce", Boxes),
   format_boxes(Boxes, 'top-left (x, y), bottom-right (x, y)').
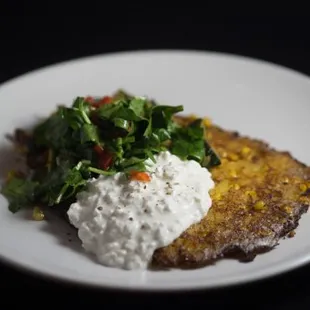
top-left (67, 151), bottom-right (214, 270)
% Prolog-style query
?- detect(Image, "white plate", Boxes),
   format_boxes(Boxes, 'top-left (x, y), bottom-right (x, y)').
top-left (0, 50), bottom-right (310, 291)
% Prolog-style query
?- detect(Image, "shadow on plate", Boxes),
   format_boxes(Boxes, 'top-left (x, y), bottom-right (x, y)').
top-left (39, 208), bottom-right (100, 265)
top-left (0, 139), bottom-right (99, 265)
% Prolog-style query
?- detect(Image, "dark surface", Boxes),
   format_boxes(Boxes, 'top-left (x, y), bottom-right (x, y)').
top-left (1, 16), bottom-right (310, 307)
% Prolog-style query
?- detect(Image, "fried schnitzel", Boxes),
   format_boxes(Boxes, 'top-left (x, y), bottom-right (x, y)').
top-left (152, 116), bottom-right (310, 267)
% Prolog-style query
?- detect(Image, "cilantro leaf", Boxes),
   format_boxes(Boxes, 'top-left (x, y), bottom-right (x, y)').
top-left (72, 97), bottom-right (91, 124)
top-left (113, 118), bottom-right (130, 131)
top-left (55, 161), bottom-right (87, 204)
top-left (80, 123), bottom-right (100, 144)
top-left (96, 102), bottom-right (120, 119)
top-left (128, 98), bottom-right (147, 118)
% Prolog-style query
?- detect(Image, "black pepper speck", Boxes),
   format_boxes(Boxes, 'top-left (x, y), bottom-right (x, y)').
top-left (97, 206), bottom-right (103, 211)
top-left (129, 217), bottom-right (133, 221)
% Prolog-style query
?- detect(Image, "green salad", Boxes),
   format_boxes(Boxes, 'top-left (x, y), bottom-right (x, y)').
top-left (1, 90), bottom-right (220, 215)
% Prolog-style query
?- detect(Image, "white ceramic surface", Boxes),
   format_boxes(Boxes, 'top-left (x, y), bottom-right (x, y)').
top-left (0, 50), bottom-right (309, 291)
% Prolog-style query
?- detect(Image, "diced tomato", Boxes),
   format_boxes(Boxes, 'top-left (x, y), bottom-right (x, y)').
top-left (94, 145), bottom-right (113, 170)
top-left (98, 151), bottom-right (113, 170)
top-left (99, 96), bottom-right (112, 104)
top-left (129, 171), bottom-right (151, 182)
top-left (84, 96), bottom-right (95, 104)
top-left (92, 96), bottom-right (113, 108)
top-left (93, 144), bottom-right (104, 155)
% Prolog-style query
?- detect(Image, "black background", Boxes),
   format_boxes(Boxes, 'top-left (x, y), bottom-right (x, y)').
top-left (1, 15), bottom-right (310, 307)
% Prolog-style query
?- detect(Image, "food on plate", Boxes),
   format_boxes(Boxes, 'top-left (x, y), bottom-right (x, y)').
top-left (1, 90), bottom-right (309, 270)
top-left (68, 151), bottom-right (214, 269)
top-left (153, 118), bottom-right (310, 267)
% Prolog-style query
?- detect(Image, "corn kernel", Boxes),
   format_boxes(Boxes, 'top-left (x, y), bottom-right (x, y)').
top-left (32, 207), bottom-right (44, 221)
top-left (228, 153), bottom-right (239, 161)
top-left (254, 201), bottom-right (266, 211)
top-left (213, 192), bottom-right (221, 200)
top-left (307, 181), bottom-right (310, 188)
top-left (229, 169), bottom-right (238, 178)
top-left (283, 206), bottom-right (293, 215)
top-left (220, 151), bottom-right (228, 158)
top-left (246, 190), bottom-right (257, 200)
top-left (241, 146), bottom-right (251, 155)
top-left (234, 184), bottom-right (240, 190)
top-left (203, 117), bottom-right (212, 127)
top-left (282, 177), bottom-right (289, 184)
top-left (300, 184), bottom-right (307, 192)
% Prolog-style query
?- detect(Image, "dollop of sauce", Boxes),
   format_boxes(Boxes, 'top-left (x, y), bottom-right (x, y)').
top-left (67, 151), bottom-right (214, 270)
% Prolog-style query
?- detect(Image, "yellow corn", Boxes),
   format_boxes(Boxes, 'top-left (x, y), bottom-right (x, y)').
top-left (299, 183), bottom-right (307, 192)
top-left (229, 169), bottom-right (238, 178)
top-left (203, 117), bottom-right (212, 127)
top-left (228, 153), bottom-right (239, 161)
top-left (220, 151), bottom-right (228, 158)
top-left (254, 201), bottom-right (266, 211)
top-left (241, 147), bottom-right (251, 155)
top-left (234, 184), bottom-right (240, 190)
top-left (246, 190), bottom-right (257, 200)
top-left (32, 207), bottom-right (45, 221)
top-left (283, 206), bottom-right (293, 215)
top-left (213, 192), bottom-right (222, 200)
top-left (282, 177), bottom-right (289, 184)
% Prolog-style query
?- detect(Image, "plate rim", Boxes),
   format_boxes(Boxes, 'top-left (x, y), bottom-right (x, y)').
top-left (0, 246), bottom-right (309, 292)
top-left (1, 48), bottom-right (310, 91)
top-left (1, 48), bottom-right (310, 292)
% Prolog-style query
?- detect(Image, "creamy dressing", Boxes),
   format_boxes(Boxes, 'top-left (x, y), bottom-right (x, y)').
top-left (67, 151), bottom-right (214, 270)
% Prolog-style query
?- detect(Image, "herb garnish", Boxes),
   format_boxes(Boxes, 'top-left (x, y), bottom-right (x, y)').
top-left (1, 90), bottom-right (220, 213)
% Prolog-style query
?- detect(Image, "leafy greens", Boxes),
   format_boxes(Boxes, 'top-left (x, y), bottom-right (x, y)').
top-left (1, 90), bottom-right (221, 213)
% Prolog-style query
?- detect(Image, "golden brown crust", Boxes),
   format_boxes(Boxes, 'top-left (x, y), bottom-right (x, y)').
top-left (152, 116), bottom-right (310, 268)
